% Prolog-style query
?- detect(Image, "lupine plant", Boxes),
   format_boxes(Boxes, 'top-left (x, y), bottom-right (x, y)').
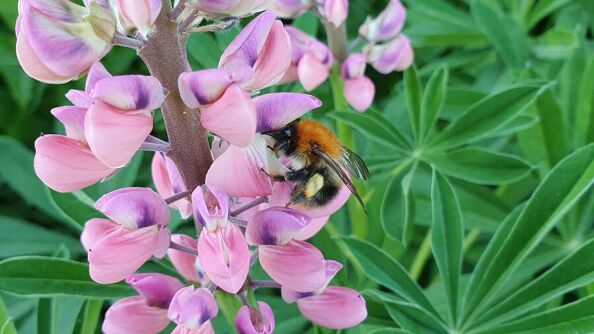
top-left (1, 0), bottom-right (594, 334)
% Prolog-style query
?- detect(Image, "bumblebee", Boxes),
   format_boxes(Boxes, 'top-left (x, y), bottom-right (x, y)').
top-left (265, 119), bottom-right (370, 209)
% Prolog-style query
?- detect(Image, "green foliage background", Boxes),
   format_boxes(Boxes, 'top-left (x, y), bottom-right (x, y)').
top-left (1, 0), bottom-right (594, 333)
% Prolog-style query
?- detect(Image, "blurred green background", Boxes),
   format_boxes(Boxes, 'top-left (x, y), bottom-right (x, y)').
top-left (1, 0), bottom-right (594, 333)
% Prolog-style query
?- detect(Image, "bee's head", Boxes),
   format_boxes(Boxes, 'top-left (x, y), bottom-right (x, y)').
top-left (263, 122), bottom-right (296, 154)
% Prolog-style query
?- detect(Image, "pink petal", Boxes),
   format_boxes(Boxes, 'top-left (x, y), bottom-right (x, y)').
top-left (197, 225), bottom-right (250, 293)
top-left (297, 286), bottom-right (367, 329)
top-left (206, 135), bottom-right (272, 197)
top-left (344, 76), bottom-right (375, 112)
top-left (192, 185), bottom-right (229, 233)
top-left (50, 106), bottom-right (87, 142)
top-left (102, 296), bottom-right (170, 334)
top-left (151, 153), bottom-right (192, 219)
top-left (245, 207), bottom-right (310, 246)
top-left (298, 53), bottom-right (330, 91)
top-left (115, 0), bottom-right (161, 36)
top-left (85, 101), bottom-right (153, 168)
top-left (171, 322), bottom-right (215, 334)
top-left (168, 287), bottom-right (218, 328)
top-left (254, 93), bottom-right (321, 133)
top-left (281, 260), bottom-right (343, 303)
top-left (92, 75), bottom-right (164, 111)
top-left (341, 53), bottom-right (367, 80)
top-left (323, 0), bottom-right (348, 27)
top-left (269, 182), bottom-right (350, 218)
top-left (15, 29), bottom-right (69, 83)
top-left (200, 84), bottom-right (256, 147)
top-left (235, 302), bottom-right (275, 334)
top-left (65, 90), bottom-right (92, 108)
top-left (86, 224), bottom-right (167, 284)
top-left (365, 34), bottom-right (414, 74)
top-left (125, 273), bottom-right (184, 308)
top-left (178, 69), bottom-right (233, 109)
top-left (242, 21), bottom-right (292, 91)
top-left (359, 0), bottom-right (406, 42)
top-left (94, 187), bottom-right (170, 229)
top-left (258, 240), bottom-right (326, 292)
top-left (168, 234), bottom-right (202, 283)
top-left (85, 61), bottom-right (112, 93)
top-left (24, 5), bottom-right (109, 79)
top-left (295, 216), bottom-right (329, 240)
top-left (270, 0), bottom-right (312, 18)
top-left (33, 135), bottom-right (114, 192)
top-left (190, 0), bottom-right (241, 15)
top-left (80, 218), bottom-right (115, 250)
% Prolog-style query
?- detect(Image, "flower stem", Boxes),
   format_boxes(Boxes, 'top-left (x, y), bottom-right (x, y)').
top-left (250, 280), bottom-right (281, 289)
top-left (113, 34), bottom-right (143, 49)
top-left (165, 191), bottom-right (191, 204)
top-left (410, 230), bottom-right (432, 280)
top-left (231, 197), bottom-right (268, 217)
top-left (139, 141), bottom-right (170, 152)
top-left (229, 217), bottom-right (248, 228)
top-left (138, 0), bottom-right (213, 191)
top-left (169, 241), bottom-right (198, 256)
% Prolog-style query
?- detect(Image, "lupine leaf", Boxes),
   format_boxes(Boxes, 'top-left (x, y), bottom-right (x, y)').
top-left (420, 66), bottom-right (448, 143)
top-left (404, 66), bottom-right (422, 144)
top-left (380, 163), bottom-right (416, 246)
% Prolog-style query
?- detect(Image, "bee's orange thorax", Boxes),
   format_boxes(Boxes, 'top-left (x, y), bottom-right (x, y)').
top-left (294, 120), bottom-right (342, 159)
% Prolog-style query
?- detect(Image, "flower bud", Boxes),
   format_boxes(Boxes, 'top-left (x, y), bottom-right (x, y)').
top-left (168, 286), bottom-right (218, 331)
top-left (284, 26), bottom-right (333, 91)
top-left (115, 0), bottom-right (162, 37)
top-left (16, 0), bottom-right (116, 83)
top-left (321, 0), bottom-right (348, 27)
top-left (364, 34), bottom-right (414, 74)
top-left (235, 302), bottom-right (275, 334)
top-left (192, 185), bottom-right (229, 232)
top-left (359, 0), bottom-right (405, 42)
top-left (152, 153), bottom-right (192, 219)
top-left (341, 54), bottom-right (375, 112)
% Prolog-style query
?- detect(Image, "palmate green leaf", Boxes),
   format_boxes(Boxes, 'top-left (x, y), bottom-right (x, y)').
top-left (47, 190), bottom-right (99, 231)
top-left (575, 55), bottom-right (594, 145)
top-left (328, 111), bottom-right (409, 152)
top-left (430, 171), bottom-right (462, 324)
top-left (72, 299), bottom-right (102, 334)
top-left (37, 299), bottom-right (52, 334)
top-left (527, 0), bottom-right (574, 29)
top-left (369, 328), bottom-right (414, 334)
top-left (0, 216), bottom-right (83, 258)
top-left (534, 89), bottom-right (569, 168)
top-left (380, 162), bottom-right (416, 246)
top-left (0, 294), bottom-right (16, 334)
top-left (420, 66), bottom-right (448, 144)
top-left (475, 295), bottom-right (594, 334)
top-left (470, 239), bottom-right (594, 330)
top-left (365, 291), bottom-right (446, 334)
top-left (340, 237), bottom-right (438, 317)
top-left (471, 1), bottom-right (529, 70)
top-left (429, 84), bottom-right (547, 150)
top-left (461, 143), bottom-right (594, 326)
top-left (425, 147), bottom-right (533, 185)
top-left (0, 256), bottom-right (134, 299)
top-left (403, 67), bottom-right (422, 144)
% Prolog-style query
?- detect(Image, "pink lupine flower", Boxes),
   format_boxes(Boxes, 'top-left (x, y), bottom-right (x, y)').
top-left (16, 0), bottom-right (116, 83)
top-left (81, 188), bottom-right (171, 284)
top-left (235, 302), bottom-right (275, 334)
top-left (364, 34), bottom-right (414, 74)
top-left (152, 153), bottom-right (192, 219)
top-left (192, 185), bottom-right (230, 232)
top-left (103, 273), bottom-right (185, 334)
top-left (178, 69), bottom-right (233, 109)
top-left (198, 224), bottom-right (250, 293)
top-left (295, 216), bottom-right (330, 240)
top-left (247, 207), bottom-right (327, 292)
top-left (341, 53), bottom-right (375, 112)
top-left (282, 261), bottom-right (367, 329)
top-left (114, 0), bottom-right (161, 37)
top-left (188, 0), bottom-right (274, 17)
top-left (219, 11), bottom-right (291, 91)
top-left (359, 0), bottom-right (406, 42)
top-left (270, 0), bottom-right (313, 18)
top-left (205, 93), bottom-right (321, 197)
top-left (322, 0), bottom-right (348, 27)
top-left (168, 286), bottom-right (218, 333)
top-left (35, 62), bottom-right (164, 192)
top-left (168, 234), bottom-right (206, 283)
top-left (283, 26), bottom-right (333, 91)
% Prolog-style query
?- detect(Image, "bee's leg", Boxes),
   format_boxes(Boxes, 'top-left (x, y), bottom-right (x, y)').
top-left (285, 200), bottom-right (294, 208)
top-left (260, 167), bottom-right (286, 183)
top-left (284, 169), bottom-right (310, 182)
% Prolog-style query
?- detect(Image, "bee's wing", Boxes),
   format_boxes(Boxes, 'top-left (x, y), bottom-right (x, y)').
top-left (341, 147), bottom-right (371, 180)
top-left (312, 147), bottom-right (367, 211)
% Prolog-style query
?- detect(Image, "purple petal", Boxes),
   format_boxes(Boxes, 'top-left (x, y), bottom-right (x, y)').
top-left (359, 0), bottom-right (406, 42)
top-left (94, 187), bottom-right (170, 229)
top-left (126, 273), bottom-right (184, 308)
top-left (168, 286), bottom-right (218, 328)
top-left (178, 69), bottom-right (233, 108)
top-left (254, 93), bottom-right (321, 132)
top-left (235, 302), bottom-right (275, 334)
top-left (245, 207), bottom-right (311, 246)
top-left (92, 75), bottom-right (164, 111)
top-left (192, 185), bottom-right (230, 233)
